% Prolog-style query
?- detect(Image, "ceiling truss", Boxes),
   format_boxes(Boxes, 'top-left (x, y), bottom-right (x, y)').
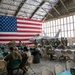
top-left (72, 0), bottom-right (75, 4)
top-left (60, 0), bottom-right (69, 13)
top-left (14, 0), bottom-right (27, 16)
top-left (29, 1), bottom-right (45, 18)
top-left (0, 0), bottom-right (75, 21)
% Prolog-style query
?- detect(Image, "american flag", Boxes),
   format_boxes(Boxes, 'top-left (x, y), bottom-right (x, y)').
top-left (0, 15), bottom-right (42, 45)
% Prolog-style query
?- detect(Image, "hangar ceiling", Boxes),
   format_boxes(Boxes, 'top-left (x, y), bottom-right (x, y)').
top-left (0, 0), bottom-right (75, 21)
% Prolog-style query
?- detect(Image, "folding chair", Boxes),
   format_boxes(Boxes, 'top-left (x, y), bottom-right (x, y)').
top-left (0, 60), bottom-right (7, 75)
top-left (0, 54), bottom-right (4, 60)
top-left (59, 50), bottom-right (67, 61)
top-left (8, 58), bottom-right (21, 75)
top-left (26, 55), bottom-right (36, 75)
top-left (66, 60), bottom-right (75, 70)
top-left (2, 52), bottom-right (8, 57)
top-left (54, 64), bottom-right (65, 75)
top-left (41, 67), bottom-right (53, 75)
top-left (66, 50), bottom-right (74, 60)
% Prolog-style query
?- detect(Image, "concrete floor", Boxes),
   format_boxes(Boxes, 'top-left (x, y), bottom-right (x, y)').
top-left (24, 59), bottom-right (65, 75)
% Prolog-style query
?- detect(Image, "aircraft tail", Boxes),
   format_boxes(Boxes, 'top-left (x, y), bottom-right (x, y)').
top-left (42, 31), bottom-right (47, 36)
top-left (55, 29), bottom-right (61, 37)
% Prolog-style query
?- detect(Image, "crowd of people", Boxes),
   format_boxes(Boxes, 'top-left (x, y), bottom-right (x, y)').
top-left (34, 37), bottom-right (68, 50)
top-left (0, 40), bottom-right (42, 75)
top-left (0, 37), bottom-right (68, 75)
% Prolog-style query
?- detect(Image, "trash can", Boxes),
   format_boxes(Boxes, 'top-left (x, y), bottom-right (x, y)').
top-left (33, 54), bottom-right (40, 64)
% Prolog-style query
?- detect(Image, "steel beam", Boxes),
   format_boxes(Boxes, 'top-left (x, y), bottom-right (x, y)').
top-left (60, 0), bottom-right (69, 13)
top-left (29, 1), bottom-right (45, 18)
top-left (41, 8), bottom-right (53, 17)
top-left (0, 0), bottom-right (2, 3)
top-left (73, 0), bottom-right (75, 4)
top-left (42, 14), bottom-right (49, 22)
top-left (14, 0), bottom-right (27, 16)
top-left (48, 1), bottom-right (61, 15)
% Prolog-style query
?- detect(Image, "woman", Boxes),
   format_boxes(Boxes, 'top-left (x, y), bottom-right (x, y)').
top-left (23, 46), bottom-right (31, 57)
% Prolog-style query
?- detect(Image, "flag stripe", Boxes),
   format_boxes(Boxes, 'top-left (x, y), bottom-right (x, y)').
top-left (17, 22), bottom-right (42, 26)
top-left (17, 20), bottom-right (42, 24)
top-left (0, 39), bottom-right (29, 41)
top-left (0, 32), bottom-right (40, 35)
top-left (0, 34), bottom-right (36, 37)
top-left (17, 26), bottom-right (42, 29)
top-left (17, 28), bottom-right (41, 31)
top-left (17, 17), bottom-right (42, 22)
top-left (0, 37), bottom-right (34, 39)
top-left (17, 24), bottom-right (42, 28)
top-left (17, 30), bottom-right (41, 33)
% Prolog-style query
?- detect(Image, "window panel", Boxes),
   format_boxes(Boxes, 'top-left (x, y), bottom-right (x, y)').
top-left (68, 31), bottom-right (71, 37)
top-left (73, 15), bottom-right (75, 22)
top-left (56, 26), bottom-right (59, 31)
top-left (67, 24), bottom-right (70, 30)
top-left (43, 24), bottom-right (45, 28)
top-left (52, 27), bottom-right (54, 33)
top-left (52, 27), bottom-right (54, 32)
top-left (74, 23), bottom-right (75, 29)
top-left (49, 27), bottom-right (51, 33)
top-left (58, 19), bottom-right (60, 25)
top-left (54, 33), bottom-right (56, 37)
top-left (64, 25), bottom-right (67, 31)
top-left (48, 28), bottom-right (50, 33)
top-left (61, 25), bottom-right (64, 31)
top-left (69, 16), bottom-right (73, 23)
top-left (67, 17), bottom-right (69, 23)
top-left (44, 23), bottom-right (46, 27)
top-left (49, 28), bottom-right (50, 33)
top-left (51, 27), bottom-right (53, 32)
top-left (53, 27), bottom-right (56, 33)
top-left (46, 28), bottom-right (48, 33)
top-left (49, 22), bottom-right (51, 27)
top-left (48, 22), bottom-right (50, 27)
top-left (61, 18), bottom-right (63, 24)
top-left (61, 32), bottom-right (64, 37)
top-left (42, 15), bottom-right (75, 38)
top-left (70, 23), bottom-right (73, 30)
top-left (74, 30), bottom-right (75, 37)
top-left (64, 31), bottom-right (67, 37)
top-left (56, 20), bottom-right (58, 25)
top-left (50, 33), bottom-right (53, 37)
top-left (44, 29), bottom-right (46, 32)
top-left (55, 26), bottom-right (56, 31)
top-left (53, 20), bottom-right (55, 26)
top-left (56, 24), bottom-right (58, 27)
top-left (47, 22), bottom-right (49, 27)
top-left (53, 27), bottom-right (55, 33)
top-left (52, 33), bottom-right (54, 37)
top-left (48, 33), bottom-right (50, 36)
top-left (64, 17), bottom-right (66, 24)
top-left (70, 31), bottom-right (74, 37)
top-left (45, 24), bottom-right (47, 28)
top-left (57, 25), bottom-right (60, 30)
top-left (48, 22), bottom-right (51, 27)
top-left (51, 21), bottom-right (52, 27)
top-left (66, 24), bottom-right (68, 30)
